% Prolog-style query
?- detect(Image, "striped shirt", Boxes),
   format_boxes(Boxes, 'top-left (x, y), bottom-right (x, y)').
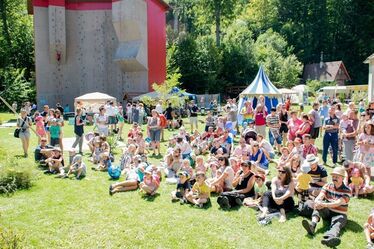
top-left (321, 183), bottom-right (351, 214)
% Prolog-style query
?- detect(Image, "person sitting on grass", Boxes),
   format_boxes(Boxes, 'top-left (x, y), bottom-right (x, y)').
top-left (243, 173), bottom-right (266, 207)
top-left (195, 156), bottom-right (207, 174)
top-left (45, 147), bottom-right (65, 177)
top-left (139, 167), bottom-right (160, 196)
top-left (93, 152), bottom-right (111, 171)
top-left (171, 171), bottom-right (191, 202)
top-left (343, 160), bottom-right (374, 196)
top-left (217, 160), bottom-right (256, 209)
top-left (164, 148), bottom-right (182, 179)
top-left (34, 137), bottom-right (54, 165)
top-left (66, 154), bottom-right (86, 180)
top-left (295, 162), bottom-right (312, 207)
top-left (258, 166), bottom-right (295, 223)
top-left (249, 141), bottom-right (269, 170)
top-left (208, 157), bottom-right (234, 194)
top-left (185, 171), bottom-right (210, 208)
top-left (301, 167), bottom-right (351, 248)
top-left (305, 154), bottom-right (328, 196)
top-left (365, 208), bottom-right (374, 249)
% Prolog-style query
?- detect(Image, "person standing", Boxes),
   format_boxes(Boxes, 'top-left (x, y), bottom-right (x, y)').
top-left (302, 167), bottom-right (351, 247)
top-left (188, 101), bottom-right (199, 133)
top-left (322, 106), bottom-right (340, 167)
top-left (309, 102), bottom-right (321, 144)
top-left (72, 108), bottom-right (85, 154)
top-left (266, 107), bottom-right (282, 154)
top-left (17, 109), bottom-right (33, 157)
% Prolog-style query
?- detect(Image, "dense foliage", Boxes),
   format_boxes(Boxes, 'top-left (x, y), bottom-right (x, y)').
top-left (0, 0), bottom-right (34, 109)
top-left (166, 0), bottom-right (374, 94)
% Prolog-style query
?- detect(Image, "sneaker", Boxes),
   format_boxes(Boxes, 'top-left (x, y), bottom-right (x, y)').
top-left (302, 220), bottom-right (315, 235)
top-left (220, 196), bottom-right (231, 209)
top-left (321, 236), bottom-right (341, 247)
top-left (180, 198), bottom-right (186, 205)
top-left (235, 197), bottom-right (243, 206)
top-left (109, 185), bottom-right (113, 196)
top-left (195, 203), bottom-right (203, 208)
top-left (217, 196), bottom-right (223, 207)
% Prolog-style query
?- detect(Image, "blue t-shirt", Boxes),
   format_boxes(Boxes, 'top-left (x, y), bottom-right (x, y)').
top-left (49, 125), bottom-right (60, 139)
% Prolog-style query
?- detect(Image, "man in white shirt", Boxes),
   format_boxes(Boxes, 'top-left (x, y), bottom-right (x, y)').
top-left (155, 100), bottom-right (163, 114)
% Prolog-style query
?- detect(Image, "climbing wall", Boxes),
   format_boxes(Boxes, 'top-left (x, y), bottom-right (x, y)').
top-left (33, 0), bottom-right (162, 107)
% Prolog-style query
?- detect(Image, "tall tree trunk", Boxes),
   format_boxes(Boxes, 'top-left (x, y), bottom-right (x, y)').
top-left (215, 1), bottom-right (221, 47)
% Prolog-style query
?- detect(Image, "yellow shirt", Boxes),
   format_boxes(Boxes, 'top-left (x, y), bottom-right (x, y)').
top-left (192, 181), bottom-right (211, 198)
top-left (240, 106), bottom-right (254, 120)
top-left (350, 176), bottom-right (363, 186)
top-left (297, 173), bottom-right (312, 191)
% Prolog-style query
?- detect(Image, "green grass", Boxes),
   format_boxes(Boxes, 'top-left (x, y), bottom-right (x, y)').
top-left (0, 110), bottom-right (372, 249)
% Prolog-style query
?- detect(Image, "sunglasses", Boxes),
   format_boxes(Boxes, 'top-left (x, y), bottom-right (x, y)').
top-left (278, 170), bottom-right (286, 174)
top-left (218, 158), bottom-right (225, 161)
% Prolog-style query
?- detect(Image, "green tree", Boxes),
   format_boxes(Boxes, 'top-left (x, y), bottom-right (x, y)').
top-left (253, 29), bottom-right (302, 88)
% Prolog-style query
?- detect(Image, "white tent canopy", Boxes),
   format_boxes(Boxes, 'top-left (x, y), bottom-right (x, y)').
top-left (74, 92), bottom-right (117, 113)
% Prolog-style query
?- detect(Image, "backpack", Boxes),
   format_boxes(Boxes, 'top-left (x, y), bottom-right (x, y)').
top-left (159, 114), bottom-right (167, 128)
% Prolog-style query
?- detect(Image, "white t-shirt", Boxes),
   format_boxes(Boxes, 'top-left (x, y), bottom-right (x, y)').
top-left (155, 104), bottom-right (163, 114)
top-left (106, 105), bottom-right (116, 116)
top-left (222, 166), bottom-right (235, 190)
top-left (260, 140), bottom-right (274, 154)
top-left (96, 114), bottom-right (108, 128)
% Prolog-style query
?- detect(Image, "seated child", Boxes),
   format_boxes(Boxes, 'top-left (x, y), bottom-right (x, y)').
top-left (93, 152), bottom-right (111, 171)
top-left (66, 154), bottom-right (86, 179)
top-left (195, 156), bottom-right (207, 173)
top-left (364, 208), bottom-right (374, 249)
top-left (295, 162), bottom-right (312, 205)
top-left (185, 171), bottom-right (211, 208)
top-left (171, 171), bottom-right (191, 202)
top-left (45, 147), bottom-right (65, 176)
top-left (139, 167), bottom-right (160, 196)
top-left (244, 174), bottom-right (266, 207)
top-left (349, 168), bottom-right (364, 198)
top-left (180, 159), bottom-right (194, 180)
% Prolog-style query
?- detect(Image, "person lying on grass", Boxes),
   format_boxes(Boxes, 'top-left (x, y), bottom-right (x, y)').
top-left (139, 167), bottom-right (160, 196)
top-left (65, 154), bottom-right (86, 180)
top-left (185, 171), bottom-right (210, 208)
top-left (45, 147), bottom-right (65, 177)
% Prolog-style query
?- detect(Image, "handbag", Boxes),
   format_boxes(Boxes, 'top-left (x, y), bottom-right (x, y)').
top-left (14, 118), bottom-right (26, 138)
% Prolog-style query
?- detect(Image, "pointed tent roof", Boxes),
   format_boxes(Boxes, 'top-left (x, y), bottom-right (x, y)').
top-left (240, 66), bottom-right (281, 97)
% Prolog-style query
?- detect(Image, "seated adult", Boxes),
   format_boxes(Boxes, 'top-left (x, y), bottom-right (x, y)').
top-left (164, 148), bottom-right (182, 178)
top-left (302, 167), bottom-right (351, 247)
top-left (208, 157), bottom-right (234, 193)
top-left (249, 141), bottom-right (269, 170)
top-left (259, 166), bottom-right (295, 223)
top-left (210, 138), bottom-right (228, 157)
top-left (217, 160), bottom-right (255, 209)
top-left (257, 134), bottom-right (275, 160)
top-left (176, 136), bottom-right (192, 159)
top-left (34, 137), bottom-right (54, 164)
top-left (343, 160), bottom-right (374, 195)
top-left (232, 137), bottom-right (251, 161)
top-left (306, 154), bottom-right (328, 196)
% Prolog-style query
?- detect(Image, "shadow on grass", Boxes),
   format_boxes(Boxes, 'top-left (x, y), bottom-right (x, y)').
top-left (142, 193), bottom-right (160, 202)
top-left (13, 155), bottom-right (25, 159)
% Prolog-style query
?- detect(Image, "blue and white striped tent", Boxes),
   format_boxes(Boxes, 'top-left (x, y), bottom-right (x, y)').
top-left (237, 66), bottom-right (282, 125)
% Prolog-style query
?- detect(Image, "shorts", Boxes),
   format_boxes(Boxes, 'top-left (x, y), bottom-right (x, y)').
top-left (280, 125), bottom-right (288, 134)
top-left (310, 127), bottom-right (320, 139)
top-left (98, 126), bottom-right (109, 136)
top-left (150, 129), bottom-right (161, 142)
top-left (189, 117), bottom-right (198, 126)
top-left (50, 137), bottom-right (60, 146)
top-left (108, 116), bottom-right (117, 124)
top-left (19, 130), bottom-right (31, 139)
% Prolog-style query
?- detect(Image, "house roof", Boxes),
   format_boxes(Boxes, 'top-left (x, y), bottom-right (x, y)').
top-left (303, 61), bottom-right (351, 82)
top-left (364, 53), bottom-right (374, 63)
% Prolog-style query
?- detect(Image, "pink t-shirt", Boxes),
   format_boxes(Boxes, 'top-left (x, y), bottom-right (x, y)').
top-left (255, 111), bottom-right (267, 126)
top-left (288, 118), bottom-right (302, 137)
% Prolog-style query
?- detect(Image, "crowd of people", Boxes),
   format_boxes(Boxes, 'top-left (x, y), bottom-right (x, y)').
top-left (14, 96), bottom-right (374, 248)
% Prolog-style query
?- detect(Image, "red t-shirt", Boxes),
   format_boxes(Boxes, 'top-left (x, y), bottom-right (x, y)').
top-left (255, 111), bottom-right (268, 126)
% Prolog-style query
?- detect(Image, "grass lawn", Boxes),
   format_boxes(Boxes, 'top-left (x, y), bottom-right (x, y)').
top-left (0, 110), bottom-right (372, 249)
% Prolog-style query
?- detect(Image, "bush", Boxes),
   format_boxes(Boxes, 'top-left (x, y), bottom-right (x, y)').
top-left (0, 227), bottom-right (24, 249)
top-left (0, 148), bottom-right (35, 195)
